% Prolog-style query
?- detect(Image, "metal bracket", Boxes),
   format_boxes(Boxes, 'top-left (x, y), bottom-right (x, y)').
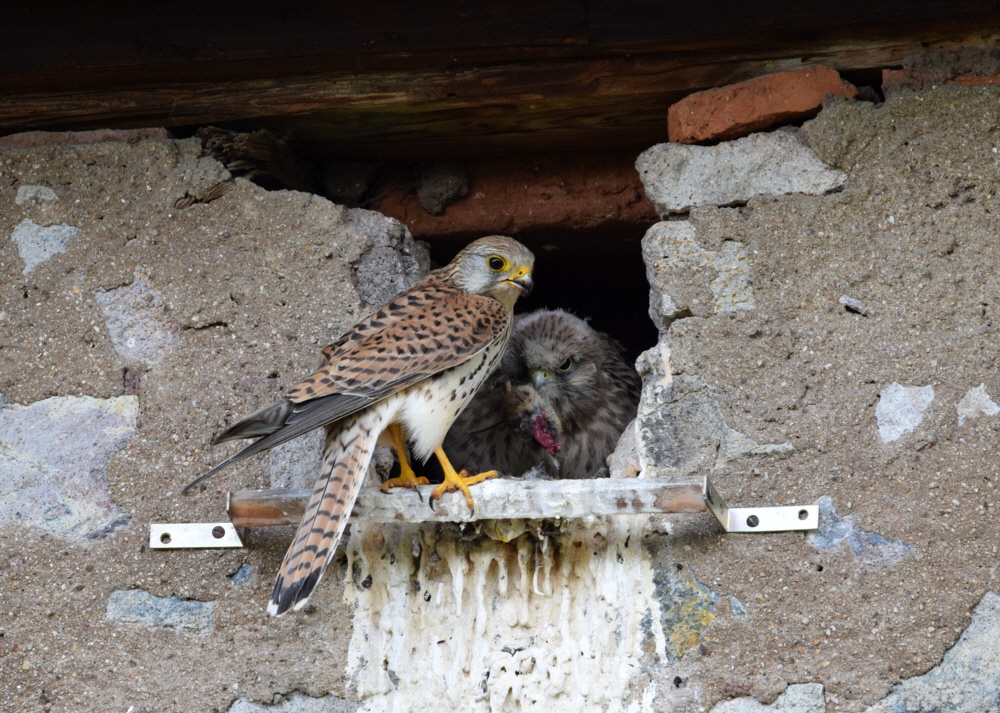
top-left (150, 475), bottom-right (817, 547)
top-left (149, 522), bottom-right (244, 549)
top-left (703, 476), bottom-right (818, 532)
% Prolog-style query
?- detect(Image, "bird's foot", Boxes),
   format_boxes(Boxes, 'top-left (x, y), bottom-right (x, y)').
top-left (430, 468), bottom-right (497, 510)
top-left (379, 469), bottom-right (429, 492)
top-left (379, 470), bottom-right (428, 493)
top-left (381, 423), bottom-right (428, 493)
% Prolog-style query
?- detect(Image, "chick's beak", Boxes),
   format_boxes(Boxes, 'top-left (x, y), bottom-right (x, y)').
top-left (530, 368), bottom-right (553, 389)
top-left (505, 266), bottom-right (534, 296)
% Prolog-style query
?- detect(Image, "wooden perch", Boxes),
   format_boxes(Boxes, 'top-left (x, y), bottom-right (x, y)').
top-left (228, 477), bottom-right (707, 527)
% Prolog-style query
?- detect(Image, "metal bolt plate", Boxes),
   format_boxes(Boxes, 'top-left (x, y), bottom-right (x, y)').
top-left (149, 522), bottom-right (244, 549)
top-left (703, 477), bottom-right (818, 533)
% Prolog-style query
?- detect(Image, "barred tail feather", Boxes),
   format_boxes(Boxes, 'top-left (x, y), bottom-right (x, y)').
top-left (268, 407), bottom-right (390, 616)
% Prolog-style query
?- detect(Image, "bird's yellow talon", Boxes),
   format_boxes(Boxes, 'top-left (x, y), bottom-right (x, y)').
top-left (431, 446), bottom-right (497, 509)
top-left (380, 424), bottom-right (429, 491)
top-left (380, 473), bottom-right (429, 492)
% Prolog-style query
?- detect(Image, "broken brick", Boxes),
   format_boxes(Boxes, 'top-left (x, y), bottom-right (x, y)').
top-left (667, 65), bottom-right (858, 144)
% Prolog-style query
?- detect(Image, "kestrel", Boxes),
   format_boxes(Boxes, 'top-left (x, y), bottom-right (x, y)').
top-left (443, 309), bottom-right (640, 479)
top-left (183, 236), bottom-right (534, 615)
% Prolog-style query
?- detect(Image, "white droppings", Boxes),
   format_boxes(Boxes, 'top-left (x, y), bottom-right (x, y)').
top-left (345, 514), bottom-right (664, 712)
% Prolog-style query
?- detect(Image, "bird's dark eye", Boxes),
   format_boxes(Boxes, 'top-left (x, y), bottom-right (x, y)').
top-left (487, 255), bottom-right (509, 272)
top-left (557, 358), bottom-right (574, 372)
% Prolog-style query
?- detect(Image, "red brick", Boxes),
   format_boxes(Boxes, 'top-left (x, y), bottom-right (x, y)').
top-left (951, 74), bottom-right (1000, 87)
top-left (667, 65), bottom-right (858, 144)
top-left (882, 68), bottom-right (910, 85)
top-left (374, 153), bottom-right (658, 239)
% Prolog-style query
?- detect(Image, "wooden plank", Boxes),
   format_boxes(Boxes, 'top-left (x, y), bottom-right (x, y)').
top-left (590, 0), bottom-right (1000, 48)
top-left (0, 1), bottom-right (590, 80)
top-left (2, 2), bottom-right (999, 159)
top-left (3, 1), bottom-right (998, 85)
top-left (228, 477), bottom-right (707, 527)
top-left (0, 37), bottom-right (981, 161)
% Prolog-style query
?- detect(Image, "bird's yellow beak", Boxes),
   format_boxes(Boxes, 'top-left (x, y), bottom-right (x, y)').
top-left (530, 368), bottom-right (553, 389)
top-left (503, 266), bottom-right (534, 296)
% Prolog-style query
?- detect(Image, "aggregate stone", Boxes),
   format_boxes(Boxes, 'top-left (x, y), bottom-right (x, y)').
top-left (344, 207), bottom-right (430, 309)
top-left (10, 217), bottom-right (79, 274)
top-left (231, 564), bottom-right (254, 585)
top-left (229, 691), bottom-right (359, 712)
top-left (106, 588), bottom-right (216, 633)
top-left (864, 591), bottom-right (1000, 713)
top-left (808, 496), bottom-right (913, 565)
top-left (641, 221), bottom-right (755, 326)
top-left (636, 131), bottom-right (846, 216)
top-left (708, 683), bottom-right (826, 713)
top-left (630, 352), bottom-right (793, 479)
top-left (956, 383), bottom-right (1000, 426)
top-left (648, 550), bottom-right (749, 662)
top-left (14, 185), bottom-right (58, 204)
top-left (0, 394), bottom-right (135, 539)
top-left (415, 161), bottom-right (470, 215)
top-left (95, 272), bottom-right (182, 367)
top-left (875, 382), bottom-right (935, 443)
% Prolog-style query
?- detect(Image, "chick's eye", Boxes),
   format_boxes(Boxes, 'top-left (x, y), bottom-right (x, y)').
top-left (487, 255), bottom-right (508, 272)
top-left (557, 358), bottom-right (574, 372)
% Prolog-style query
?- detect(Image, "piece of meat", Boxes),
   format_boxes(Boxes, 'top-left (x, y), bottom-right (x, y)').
top-left (523, 410), bottom-right (561, 456)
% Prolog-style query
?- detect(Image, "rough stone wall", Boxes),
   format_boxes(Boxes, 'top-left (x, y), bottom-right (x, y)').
top-left (631, 85), bottom-right (1000, 711)
top-left (5, 83), bottom-right (1000, 713)
top-left (0, 134), bottom-right (425, 712)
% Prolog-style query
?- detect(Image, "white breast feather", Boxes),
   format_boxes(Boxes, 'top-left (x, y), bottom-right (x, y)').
top-left (399, 342), bottom-right (505, 461)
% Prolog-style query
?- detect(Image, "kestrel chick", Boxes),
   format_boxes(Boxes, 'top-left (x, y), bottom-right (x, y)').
top-left (184, 236), bottom-right (534, 615)
top-left (443, 309), bottom-right (641, 479)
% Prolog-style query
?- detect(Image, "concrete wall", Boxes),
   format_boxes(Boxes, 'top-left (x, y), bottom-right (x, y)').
top-left (3, 84), bottom-right (1000, 713)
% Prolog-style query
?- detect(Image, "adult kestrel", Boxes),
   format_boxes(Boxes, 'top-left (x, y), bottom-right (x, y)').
top-left (443, 309), bottom-right (640, 479)
top-left (183, 236), bottom-right (534, 615)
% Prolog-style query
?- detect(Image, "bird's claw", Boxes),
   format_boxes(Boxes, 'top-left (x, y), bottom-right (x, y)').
top-left (429, 468), bottom-right (496, 514)
top-left (379, 473), bottom-right (429, 493)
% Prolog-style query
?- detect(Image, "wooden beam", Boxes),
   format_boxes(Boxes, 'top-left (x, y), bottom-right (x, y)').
top-left (2, 1), bottom-right (998, 159)
top-left (228, 477), bottom-right (707, 527)
top-left (1, 36), bottom-right (989, 161)
top-left (3, 1), bottom-right (997, 86)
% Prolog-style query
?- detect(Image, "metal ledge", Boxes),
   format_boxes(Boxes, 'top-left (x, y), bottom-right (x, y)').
top-left (154, 476), bottom-right (817, 547)
top-left (226, 475), bottom-right (819, 532)
top-left (227, 477), bottom-right (707, 526)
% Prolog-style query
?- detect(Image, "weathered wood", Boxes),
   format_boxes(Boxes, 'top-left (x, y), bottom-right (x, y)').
top-left (0, 38), bottom-right (976, 161)
top-left (3, 1), bottom-right (997, 85)
top-left (228, 477), bottom-right (707, 527)
top-left (2, 7), bottom-right (999, 160)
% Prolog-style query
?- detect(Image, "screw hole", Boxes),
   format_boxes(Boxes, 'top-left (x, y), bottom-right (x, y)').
top-left (798, 509), bottom-right (809, 520)
top-left (160, 533), bottom-right (171, 544)
top-left (212, 526), bottom-right (226, 539)
top-left (746, 514), bottom-right (760, 528)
